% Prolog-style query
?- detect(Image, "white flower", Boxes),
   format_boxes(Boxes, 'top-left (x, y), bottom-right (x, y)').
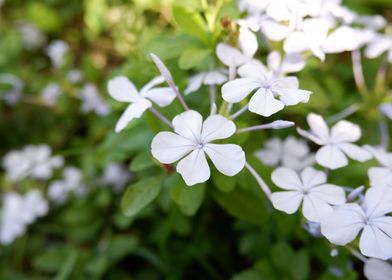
top-left (365, 146), bottom-right (392, 188)
top-left (67, 69), bottom-right (83, 83)
top-left (0, 74), bottom-right (24, 105)
top-left (222, 63), bottom-right (311, 116)
top-left (80, 83), bottom-right (110, 116)
top-left (23, 190), bottom-right (49, 224)
top-left (364, 259), bottom-right (392, 280)
top-left (41, 82), bottom-right (62, 106)
top-left (151, 110), bottom-right (245, 186)
top-left (254, 136), bottom-right (315, 171)
top-left (320, 186), bottom-right (392, 260)
top-left (17, 22), bottom-right (46, 50)
top-left (108, 76), bottom-right (176, 133)
top-left (101, 163), bottom-right (131, 192)
top-left (380, 103), bottom-right (392, 120)
top-left (184, 69), bottom-right (227, 95)
top-left (297, 113), bottom-right (372, 169)
top-left (267, 51), bottom-right (306, 75)
top-left (271, 167), bottom-right (346, 222)
top-left (2, 144), bottom-right (63, 181)
top-left (365, 34), bottom-right (392, 63)
top-left (48, 167), bottom-right (85, 204)
top-left (323, 26), bottom-right (375, 54)
top-left (45, 40), bottom-right (69, 68)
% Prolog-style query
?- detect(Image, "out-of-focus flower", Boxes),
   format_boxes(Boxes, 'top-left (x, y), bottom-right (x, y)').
top-left (48, 167), bottom-right (85, 204)
top-left (321, 186), bottom-right (392, 260)
top-left (17, 22), bottom-right (46, 50)
top-left (365, 146), bottom-right (392, 188)
top-left (184, 69), bottom-right (227, 95)
top-left (101, 163), bottom-right (131, 192)
top-left (151, 110), bottom-right (245, 186)
top-left (2, 144), bottom-right (64, 181)
top-left (365, 34), bottom-right (392, 63)
top-left (0, 74), bottom-right (24, 105)
top-left (108, 76), bottom-right (175, 132)
top-left (80, 83), bottom-right (110, 116)
top-left (254, 136), bottom-right (315, 171)
top-left (67, 69), bottom-right (83, 83)
top-left (267, 51), bottom-right (306, 75)
top-left (298, 113), bottom-right (371, 169)
top-left (0, 190), bottom-right (48, 245)
top-left (45, 40), bottom-right (69, 68)
top-left (222, 64), bottom-right (311, 116)
top-left (41, 82), bottom-right (62, 106)
top-left (380, 103), bottom-right (392, 120)
top-left (364, 259), bottom-right (392, 280)
top-left (271, 167), bottom-right (346, 222)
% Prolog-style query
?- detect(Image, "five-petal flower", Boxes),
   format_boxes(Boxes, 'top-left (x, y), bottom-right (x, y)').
top-left (151, 110), bottom-right (246, 186)
top-left (270, 167), bottom-right (346, 222)
top-left (320, 186), bottom-right (392, 260)
top-left (108, 76), bottom-right (176, 132)
top-left (297, 113), bottom-right (372, 169)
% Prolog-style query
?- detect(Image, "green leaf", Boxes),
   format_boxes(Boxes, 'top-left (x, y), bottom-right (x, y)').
top-left (212, 170), bottom-right (236, 192)
top-left (168, 174), bottom-right (205, 216)
top-left (178, 47), bottom-right (211, 70)
top-left (130, 152), bottom-right (156, 172)
top-left (121, 176), bottom-right (163, 216)
top-left (211, 187), bottom-right (267, 225)
top-left (289, 250), bottom-right (310, 280)
top-left (33, 246), bottom-right (76, 273)
top-left (270, 242), bottom-right (294, 271)
top-left (54, 250), bottom-right (78, 280)
top-left (27, 3), bottom-right (62, 32)
top-left (173, 5), bottom-right (208, 44)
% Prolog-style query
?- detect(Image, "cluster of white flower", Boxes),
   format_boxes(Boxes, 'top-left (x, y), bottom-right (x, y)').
top-left (2, 144), bottom-right (64, 182)
top-left (0, 190), bottom-right (48, 244)
top-left (101, 163), bottom-right (131, 192)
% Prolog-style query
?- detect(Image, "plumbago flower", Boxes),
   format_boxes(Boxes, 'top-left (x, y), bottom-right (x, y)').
top-left (365, 34), bottom-right (392, 63)
top-left (184, 69), bottom-right (227, 95)
top-left (222, 61), bottom-right (312, 116)
top-left (270, 167), bottom-right (346, 222)
top-left (80, 84), bottom-right (110, 116)
top-left (364, 259), bottom-right (392, 280)
top-left (320, 186), bottom-right (392, 260)
top-left (151, 110), bottom-right (245, 186)
top-left (254, 136), bottom-right (314, 171)
top-left (297, 113), bottom-right (372, 169)
top-left (108, 75), bottom-right (176, 133)
top-left (365, 146), bottom-right (392, 188)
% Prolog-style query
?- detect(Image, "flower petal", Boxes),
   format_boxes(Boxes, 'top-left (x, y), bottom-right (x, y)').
top-left (300, 167), bottom-right (327, 189)
top-left (271, 191), bottom-right (303, 214)
top-left (203, 70), bottom-right (227, 85)
top-left (315, 145), bottom-right (348, 169)
top-left (176, 149), bottom-right (210, 186)
top-left (297, 127), bottom-right (325, 145)
top-left (248, 88), bottom-right (285, 117)
top-left (204, 144), bottom-right (245, 176)
top-left (142, 87), bottom-right (176, 107)
top-left (221, 78), bottom-right (261, 103)
top-left (364, 186), bottom-right (392, 219)
top-left (237, 60), bottom-right (267, 79)
top-left (278, 88), bottom-right (312, 106)
top-left (108, 76), bottom-right (140, 102)
top-left (320, 203), bottom-right (365, 245)
top-left (360, 220), bottom-right (392, 260)
top-left (307, 113), bottom-right (329, 142)
top-left (365, 36), bottom-right (392, 59)
top-left (331, 120), bottom-right (361, 143)
top-left (139, 76), bottom-right (165, 94)
top-left (260, 19), bottom-right (290, 41)
top-left (151, 132), bottom-right (195, 164)
top-left (364, 258), bottom-right (392, 280)
top-left (216, 43), bottom-right (247, 67)
top-left (339, 143), bottom-right (372, 162)
top-left (184, 73), bottom-right (204, 95)
top-left (303, 195), bottom-right (333, 222)
top-left (310, 184), bottom-right (346, 205)
top-left (172, 110), bottom-right (203, 142)
top-left (271, 167), bottom-right (302, 191)
top-left (368, 167), bottom-right (392, 188)
top-left (115, 99), bottom-right (151, 133)
top-left (201, 115), bottom-right (236, 143)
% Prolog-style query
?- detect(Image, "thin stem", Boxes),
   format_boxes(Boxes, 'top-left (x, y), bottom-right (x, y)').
top-left (326, 104), bottom-right (359, 124)
top-left (209, 84), bottom-right (216, 116)
top-left (148, 107), bottom-right (173, 128)
top-left (347, 246), bottom-right (367, 263)
top-left (230, 104), bottom-right (248, 120)
top-left (245, 162), bottom-right (272, 199)
top-left (379, 116), bottom-right (389, 148)
top-left (375, 56), bottom-right (389, 95)
top-left (351, 50), bottom-right (368, 98)
top-left (236, 121), bottom-right (294, 134)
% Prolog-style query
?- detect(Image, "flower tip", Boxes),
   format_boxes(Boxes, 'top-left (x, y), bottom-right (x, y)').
top-left (271, 120), bottom-right (295, 129)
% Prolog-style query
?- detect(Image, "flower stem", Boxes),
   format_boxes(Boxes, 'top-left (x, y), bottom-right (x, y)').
top-left (236, 120), bottom-right (294, 133)
top-left (326, 104), bottom-right (359, 124)
top-left (379, 117), bottom-right (389, 148)
top-left (209, 85), bottom-right (216, 116)
top-left (230, 104), bottom-right (248, 120)
top-left (245, 162), bottom-right (272, 199)
top-left (148, 107), bottom-right (173, 128)
top-left (347, 246), bottom-right (367, 262)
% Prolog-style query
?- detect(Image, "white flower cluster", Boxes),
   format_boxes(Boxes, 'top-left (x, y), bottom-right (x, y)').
top-left (0, 190), bottom-right (48, 244)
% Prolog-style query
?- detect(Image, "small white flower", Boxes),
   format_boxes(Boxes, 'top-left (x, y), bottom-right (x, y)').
top-left (271, 167), bottom-right (346, 222)
top-left (48, 167), bottom-right (85, 204)
top-left (22, 190), bottom-right (49, 224)
top-left (365, 146), bottom-right (392, 188)
top-left (364, 259), bottom-right (392, 280)
top-left (298, 113), bottom-right (372, 169)
top-left (41, 82), bottom-right (62, 106)
top-left (320, 186), bottom-right (392, 260)
top-left (222, 63), bottom-right (311, 116)
top-left (45, 40), bottom-right (69, 68)
top-left (184, 69), bottom-right (227, 95)
top-left (254, 136), bottom-right (315, 171)
top-left (0, 74), bottom-right (24, 105)
top-left (151, 110), bottom-right (245, 186)
top-left (365, 34), bottom-right (392, 63)
top-left (108, 76), bottom-right (176, 133)
top-left (17, 22), bottom-right (46, 50)
top-left (101, 163), bottom-right (131, 192)
top-left (67, 69), bottom-right (83, 83)
top-left (80, 83), bottom-right (110, 116)
top-left (380, 103), bottom-right (392, 120)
